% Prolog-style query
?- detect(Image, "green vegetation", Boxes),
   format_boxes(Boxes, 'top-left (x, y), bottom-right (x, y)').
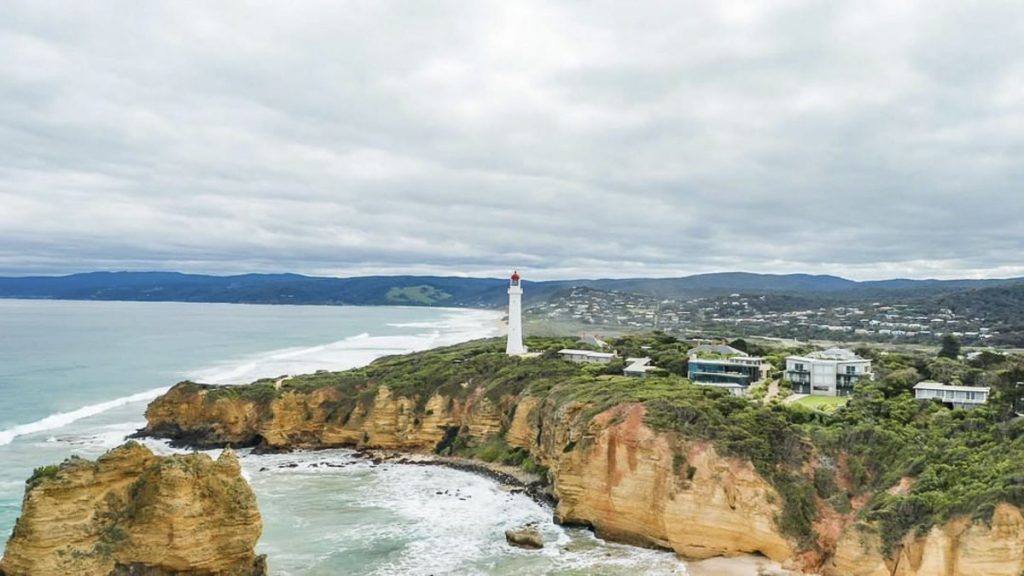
top-left (385, 285), bottom-right (452, 305)
top-left (26, 465), bottom-right (60, 489)
top-left (938, 334), bottom-right (962, 359)
top-left (442, 434), bottom-right (549, 477)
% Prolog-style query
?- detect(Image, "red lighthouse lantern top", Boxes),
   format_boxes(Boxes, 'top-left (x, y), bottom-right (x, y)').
top-left (511, 271), bottom-right (520, 282)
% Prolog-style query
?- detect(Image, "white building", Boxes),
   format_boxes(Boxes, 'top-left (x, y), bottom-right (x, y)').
top-left (914, 381), bottom-right (990, 409)
top-left (623, 357), bottom-right (653, 377)
top-left (784, 348), bottom-right (872, 396)
top-left (506, 271), bottom-right (527, 356)
top-left (558, 349), bottom-right (616, 364)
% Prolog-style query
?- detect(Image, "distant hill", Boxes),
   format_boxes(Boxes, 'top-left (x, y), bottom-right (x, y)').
top-left (0, 271), bottom-right (1022, 309)
top-left (932, 283), bottom-right (1024, 346)
top-left (561, 272), bottom-right (1022, 300)
top-left (571, 272), bottom-right (857, 296)
top-left (0, 272), bottom-right (511, 308)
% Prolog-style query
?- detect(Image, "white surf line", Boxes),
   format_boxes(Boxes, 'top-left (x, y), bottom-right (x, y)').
top-left (0, 386), bottom-right (169, 447)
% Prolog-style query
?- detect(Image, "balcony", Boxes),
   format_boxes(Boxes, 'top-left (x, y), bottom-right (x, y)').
top-left (786, 372), bottom-right (811, 384)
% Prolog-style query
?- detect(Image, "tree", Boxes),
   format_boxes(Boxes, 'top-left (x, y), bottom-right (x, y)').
top-left (967, 351), bottom-right (1005, 369)
top-left (927, 357), bottom-right (967, 384)
top-left (730, 338), bottom-right (749, 353)
top-left (879, 367), bottom-right (921, 398)
top-left (938, 334), bottom-right (961, 359)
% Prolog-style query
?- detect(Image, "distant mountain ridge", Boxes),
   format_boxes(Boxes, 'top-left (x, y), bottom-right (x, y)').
top-left (0, 270), bottom-right (1022, 308)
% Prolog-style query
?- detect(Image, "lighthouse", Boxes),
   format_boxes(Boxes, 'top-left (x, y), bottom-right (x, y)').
top-left (506, 271), bottom-right (527, 355)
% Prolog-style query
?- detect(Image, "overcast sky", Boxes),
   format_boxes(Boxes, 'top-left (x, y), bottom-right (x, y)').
top-left (1, 1), bottom-right (1022, 280)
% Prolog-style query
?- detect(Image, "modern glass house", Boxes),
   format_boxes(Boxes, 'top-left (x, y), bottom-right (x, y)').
top-left (687, 345), bottom-right (771, 396)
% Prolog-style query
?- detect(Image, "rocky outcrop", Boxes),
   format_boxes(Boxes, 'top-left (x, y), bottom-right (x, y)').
top-left (138, 380), bottom-right (1024, 574)
top-left (540, 404), bottom-right (792, 561)
top-left (826, 504), bottom-right (1024, 576)
top-left (505, 525), bottom-right (544, 549)
top-left (141, 383), bottom-right (505, 452)
top-left (0, 442), bottom-right (265, 576)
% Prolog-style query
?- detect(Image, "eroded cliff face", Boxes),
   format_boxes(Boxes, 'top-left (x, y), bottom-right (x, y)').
top-left (826, 504), bottom-right (1024, 576)
top-left (531, 403), bottom-right (793, 561)
top-left (139, 381), bottom-right (1024, 574)
top-left (0, 442), bottom-right (265, 576)
top-left (142, 383), bottom-right (794, 563)
top-left (142, 383), bottom-right (505, 452)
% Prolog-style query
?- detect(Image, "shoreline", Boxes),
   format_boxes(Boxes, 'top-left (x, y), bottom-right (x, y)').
top-left (352, 449), bottom-right (795, 575)
top-left (357, 449), bottom-right (556, 508)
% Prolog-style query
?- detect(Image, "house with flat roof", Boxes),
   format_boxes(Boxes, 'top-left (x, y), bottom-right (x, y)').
top-left (784, 348), bottom-right (872, 396)
top-left (578, 335), bottom-right (609, 349)
top-left (914, 381), bottom-right (990, 409)
top-left (688, 344), bottom-right (746, 357)
top-left (623, 357), bottom-right (653, 378)
top-left (558, 349), bottom-right (616, 364)
top-left (687, 346), bottom-right (771, 396)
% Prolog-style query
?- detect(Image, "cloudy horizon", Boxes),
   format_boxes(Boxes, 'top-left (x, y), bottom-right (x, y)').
top-left (2, 1), bottom-right (1022, 281)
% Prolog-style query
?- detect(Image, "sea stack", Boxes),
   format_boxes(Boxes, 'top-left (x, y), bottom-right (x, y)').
top-left (506, 270), bottom-right (527, 356)
top-left (0, 442), bottom-right (266, 576)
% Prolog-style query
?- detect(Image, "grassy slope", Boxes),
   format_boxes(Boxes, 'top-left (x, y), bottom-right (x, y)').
top-left (791, 395), bottom-right (849, 412)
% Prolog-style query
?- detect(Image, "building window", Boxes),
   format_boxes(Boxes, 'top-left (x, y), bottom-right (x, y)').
top-left (845, 366), bottom-right (856, 374)
top-left (966, 392), bottom-right (976, 401)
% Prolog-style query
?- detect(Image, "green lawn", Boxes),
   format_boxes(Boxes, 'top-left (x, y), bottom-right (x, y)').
top-left (792, 394), bottom-right (849, 412)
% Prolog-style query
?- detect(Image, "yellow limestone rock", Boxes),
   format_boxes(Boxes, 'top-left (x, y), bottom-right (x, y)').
top-left (827, 505), bottom-right (1024, 576)
top-left (0, 442), bottom-right (265, 576)
top-left (547, 404), bottom-right (793, 561)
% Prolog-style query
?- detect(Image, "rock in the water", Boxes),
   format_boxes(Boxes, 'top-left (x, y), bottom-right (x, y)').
top-left (0, 442), bottom-right (266, 576)
top-left (505, 526), bottom-right (544, 550)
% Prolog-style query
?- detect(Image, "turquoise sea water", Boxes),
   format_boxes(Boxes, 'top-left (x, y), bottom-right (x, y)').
top-left (0, 299), bottom-right (716, 575)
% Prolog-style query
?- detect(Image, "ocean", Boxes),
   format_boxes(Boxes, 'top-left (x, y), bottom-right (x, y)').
top-left (0, 299), bottom-right (708, 575)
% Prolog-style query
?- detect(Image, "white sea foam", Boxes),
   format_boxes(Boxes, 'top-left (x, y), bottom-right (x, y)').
top-left (189, 310), bottom-right (501, 385)
top-left (240, 449), bottom-right (690, 576)
top-left (46, 421), bottom-right (150, 451)
top-left (0, 308), bottom-right (501, 447)
top-left (0, 387), bottom-right (169, 447)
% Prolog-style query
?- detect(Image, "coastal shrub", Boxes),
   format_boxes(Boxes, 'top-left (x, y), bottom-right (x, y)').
top-left (814, 467), bottom-right (838, 499)
top-left (775, 473), bottom-right (817, 546)
top-left (27, 465), bottom-right (60, 489)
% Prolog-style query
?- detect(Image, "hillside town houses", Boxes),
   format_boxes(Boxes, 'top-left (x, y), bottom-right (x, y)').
top-left (529, 287), bottom-right (998, 345)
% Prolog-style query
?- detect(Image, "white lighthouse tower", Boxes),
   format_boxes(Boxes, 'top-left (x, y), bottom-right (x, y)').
top-left (506, 271), bottom-right (527, 356)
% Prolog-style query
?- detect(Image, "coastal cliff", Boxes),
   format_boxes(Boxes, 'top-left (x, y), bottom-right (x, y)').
top-left (135, 338), bottom-right (1024, 574)
top-left (0, 442), bottom-right (265, 576)
top-left (142, 382), bottom-right (795, 563)
top-left (825, 504), bottom-right (1024, 576)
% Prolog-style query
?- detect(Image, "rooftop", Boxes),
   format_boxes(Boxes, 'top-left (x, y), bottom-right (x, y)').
top-left (914, 381), bottom-right (991, 394)
top-left (807, 348), bottom-right (864, 361)
top-left (558, 349), bottom-right (617, 359)
top-left (689, 344), bottom-right (746, 357)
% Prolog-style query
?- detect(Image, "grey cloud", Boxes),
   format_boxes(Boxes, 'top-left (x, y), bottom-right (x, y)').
top-left (1, 0), bottom-right (1023, 280)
